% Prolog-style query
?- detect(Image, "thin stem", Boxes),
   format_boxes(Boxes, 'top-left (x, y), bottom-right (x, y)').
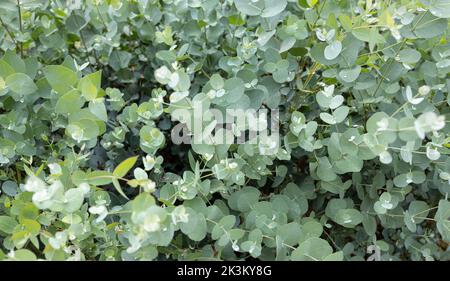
top-left (0, 16), bottom-right (19, 49)
top-left (389, 91), bottom-right (423, 118)
top-left (303, 62), bottom-right (320, 89)
top-left (358, 41), bottom-right (404, 58)
top-left (372, 10), bottom-right (428, 97)
top-left (262, 235), bottom-right (297, 250)
top-left (312, 0), bottom-right (328, 28)
top-left (16, 0), bottom-right (23, 58)
top-left (73, 14), bottom-right (100, 67)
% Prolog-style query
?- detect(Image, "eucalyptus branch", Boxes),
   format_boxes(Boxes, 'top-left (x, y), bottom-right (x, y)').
top-left (372, 10), bottom-right (429, 97)
top-left (0, 16), bottom-right (19, 49)
top-left (16, 0), bottom-right (23, 58)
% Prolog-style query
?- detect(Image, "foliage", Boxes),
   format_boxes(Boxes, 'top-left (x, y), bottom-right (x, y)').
top-left (0, 0), bottom-right (449, 261)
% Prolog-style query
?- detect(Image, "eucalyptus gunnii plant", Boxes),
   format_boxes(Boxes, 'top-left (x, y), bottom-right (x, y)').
top-left (0, 0), bottom-right (449, 261)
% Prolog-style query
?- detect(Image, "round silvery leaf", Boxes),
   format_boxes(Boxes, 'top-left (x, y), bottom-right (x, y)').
top-left (64, 188), bottom-right (85, 213)
top-left (315, 29), bottom-right (327, 41)
top-left (436, 59), bottom-right (450, 68)
top-left (379, 150), bottom-right (392, 164)
top-left (408, 200), bottom-right (429, 224)
top-left (393, 173), bottom-right (411, 187)
top-left (414, 112), bottom-right (446, 139)
top-left (339, 66), bottom-right (361, 83)
top-left (333, 106), bottom-right (349, 123)
top-left (291, 237), bottom-right (333, 261)
top-left (260, 0), bottom-right (287, 17)
top-left (398, 117), bottom-right (417, 142)
top-left (321, 84), bottom-right (335, 97)
top-left (264, 62), bottom-right (277, 73)
top-left (172, 70), bottom-right (190, 92)
top-left (426, 146), bottom-right (441, 160)
top-left (398, 48), bottom-right (421, 64)
top-left (280, 37), bottom-right (296, 52)
top-left (272, 68), bottom-right (289, 83)
top-left (6, 73), bottom-right (37, 96)
top-left (169, 91), bottom-right (189, 103)
top-left (413, 12), bottom-right (447, 39)
top-left (2, 181), bottom-right (18, 196)
top-left (405, 85), bottom-right (424, 104)
top-left (234, 0), bottom-right (264, 16)
top-left (366, 112), bottom-right (398, 144)
top-left (379, 192), bottom-right (399, 209)
top-left (334, 209), bottom-right (363, 228)
top-left (421, 0), bottom-right (450, 18)
top-left (316, 157), bottom-right (337, 181)
top-left (324, 40), bottom-right (342, 60)
top-left (373, 201), bottom-right (387, 214)
top-left (404, 210), bottom-right (417, 232)
top-left (234, 0), bottom-right (287, 18)
top-left (154, 65), bottom-right (172, 84)
top-left (305, 121), bottom-right (318, 136)
top-left (400, 145), bottom-right (413, 164)
top-left (210, 74), bottom-right (224, 90)
top-left (329, 95), bottom-right (344, 109)
top-left (320, 112), bottom-right (336, 125)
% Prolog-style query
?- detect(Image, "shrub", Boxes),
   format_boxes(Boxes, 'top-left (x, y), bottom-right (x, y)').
top-left (0, 0), bottom-right (449, 261)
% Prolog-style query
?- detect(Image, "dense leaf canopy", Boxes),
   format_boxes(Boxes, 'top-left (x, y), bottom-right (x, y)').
top-left (0, 0), bottom-right (449, 261)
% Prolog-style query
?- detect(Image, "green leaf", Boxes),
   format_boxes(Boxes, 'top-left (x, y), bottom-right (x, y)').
top-left (66, 14), bottom-right (87, 33)
top-left (323, 251), bottom-right (344, 261)
top-left (55, 89), bottom-right (84, 115)
top-left (86, 171), bottom-right (114, 185)
top-left (112, 178), bottom-right (129, 200)
top-left (316, 157), bottom-right (337, 181)
top-left (11, 249), bottom-right (37, 261)
top-left (333, 106), bottom-right (349, 123)
top-left (66, 119), bottom-right (100, 142)
top-left (352, 28), bottom-right (371, 42)
top-left (324, 41), bottom-right (342, 60)
top-left (64, 188), bottom-right (85, 213)
top-left (109, 51), bottom-right (132, 71)
top-left (78, 71), bottom-right (101, 101)
top-left (5, 73), bottom-right (37, 95)
top-left (398, 48), bottom-right (421, 64)
top-left (3, 50), bottom-right (25, 73)
top-left (339, 66), bottom-right (361, 83)
top-left (413, 12), bottom-right (448, 38)
top-left (404, 200), bottom-right (429, 232)
top-left (424, 0), bottom-right (450, 18)
top-left (366, 112), bottom-right (397, 144)
top-left (300, 221), bottom-right (323, 243)
top-left (113, 156), bottom-right (139, 178)
top-left (44, 65), bottom-right (78, 94)
top-left (362, 213), bottom-right (377, 236)
top-left (210, 74), bottom-right (224, 90)
top-left (291, 237), bottom-right (333, 261)
top-left (228, 187), bottom-right (261, 212)
top-left (234, 0), bottom-right (287, 18)
top-left (0, 216), bottom-right (18, 234)
top-left (434, 200), bottom-right (450, 242)
top-left (298, 0), bottom-right (309, 8)
top-left (180, 209), bottom-right (207, 241)
top-left (21, 219), bottom-right (41, 236)
top-left (2, 181), bottom-right (18, 196)
top-left (0, 60), bottom-right (15, 78)
top-left (319, 112), bottom-right (336, 125)
top-left (276, 222), bottom-right (302, 246)
top-left (338, 15), bottom-right (352, 31)
top-left (88, 99), bottom-right (108, 121)
top-left (212, 215), bottom-right (236, 240)
top-left (334, 209), bottom-right (363, 228)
